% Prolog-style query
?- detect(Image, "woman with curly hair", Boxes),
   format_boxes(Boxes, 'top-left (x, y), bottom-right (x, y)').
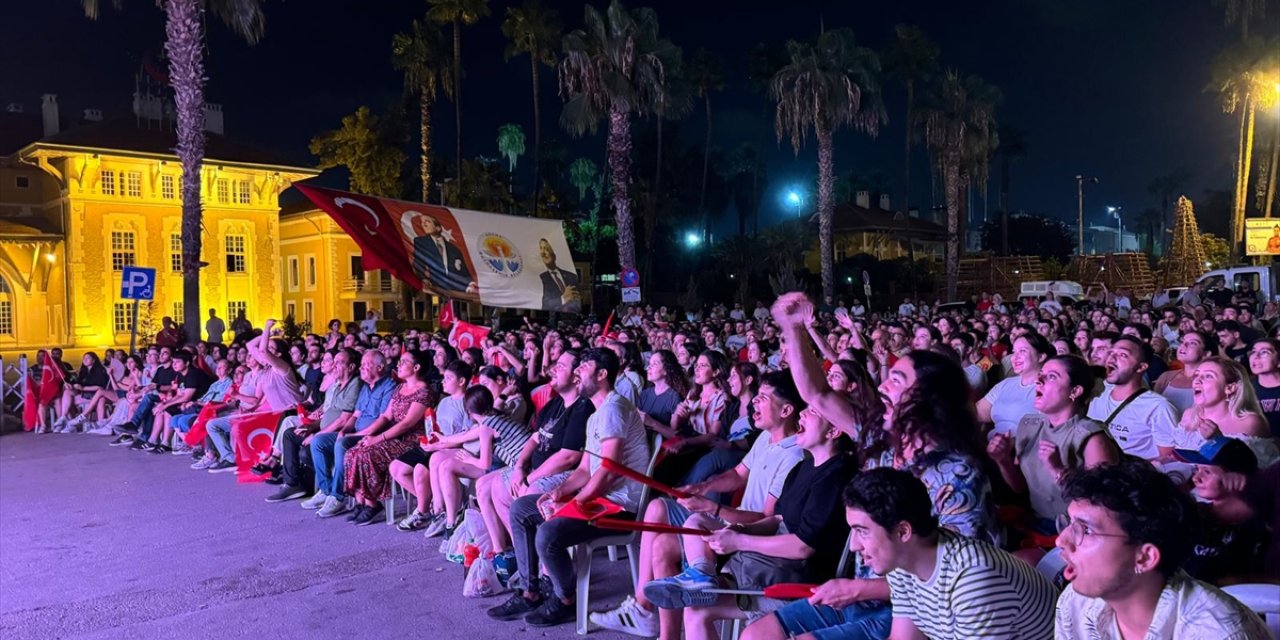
top-left (637, 349), bottom-right (687, 440)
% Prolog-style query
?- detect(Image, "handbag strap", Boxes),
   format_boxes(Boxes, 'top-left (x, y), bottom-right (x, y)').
top-left (1103, 389), bottom-right (1145, 426)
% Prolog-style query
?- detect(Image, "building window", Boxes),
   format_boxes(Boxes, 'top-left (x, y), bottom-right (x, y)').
top-left (125, 171), bottom-right (142, 197)
top-left (15, 176), bottom-right (29, 189)
top-left (173, 302), bottom-right (184, 322)
top-left (0, 276), bottom-right (12, 335)
top-left (101, 170), bottom-right (116, 196)
top-left (161, 175), bottom-right (176, 200)
top-left (170, 234), bottom-right (182, 272)
top-left (113, 303), bottom-right (131, 333)
top-left (304, 301), bottom-right (313, 325)
top-left (286, 303), bottom-right (296, 320)
top-left (379, 270), bottom-right (393, 292)
top-left (110, 231), bottom-right (136, 271)
top-left (288, 257), bottom-right (300, 291)
top-left (224, 235), bottom-right (246, 273)
top-left (307, 256), bottom-right (316, 288)
top-left (216, 179), bottom-right (229, 204)
top-left (236, 179), bottom-right (251, 204)
top-left (227, 301), bottom-right (247, 323)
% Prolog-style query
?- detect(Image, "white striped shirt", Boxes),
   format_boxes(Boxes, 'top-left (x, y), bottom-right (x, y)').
top-left (887, 530), bottom-right (1058, 639)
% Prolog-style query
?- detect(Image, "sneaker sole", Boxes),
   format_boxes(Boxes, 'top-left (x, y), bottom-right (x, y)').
top-left (525, 612), bottom-right (576, 628)
top-left (642, 581), bottom-right (721, 610)
top-left (208, 466), bottom-right (237, 474)
top-left (265, 493), bottom-right (307, 503)
top-left (588, 615), bottom-right (658, 638)
top-left (487, 604), bottom-right (539, 622)
top-left (317, 509), bottom-right (350, 518)
top-left (356, 514), bottom-right (384, 526)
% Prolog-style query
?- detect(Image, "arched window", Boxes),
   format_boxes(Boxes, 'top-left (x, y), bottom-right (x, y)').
top-left (0, 276), bottom-right (13, 335)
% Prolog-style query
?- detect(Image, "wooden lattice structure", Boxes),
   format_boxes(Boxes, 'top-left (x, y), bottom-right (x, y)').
top-left (1157, 196), bottom-right (1205, 289)
top-left (1070, 253), bottom-right (1157, 297)
top-left (957, 256), bottom-right (1043, 300)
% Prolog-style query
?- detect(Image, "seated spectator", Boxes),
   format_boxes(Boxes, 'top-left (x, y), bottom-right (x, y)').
top-left (989, 355), bottom-right (1120, 528)
top-left (477, 365), bottom-right (528, 425)
top-left (472, 350), bottom-right (589, 553)
top-left (141, 351), bottom-right (212, 454)
top-left (267, 349), bottom-right (362, 504)
top-left (1174, 437), bottom-right (1271, 584)
top-left (979, 332), bottom-right (1052, 439)
top-left (1055, 460), bottom-right (1269, 639)
top-left (309, 350), bottom-right (392, 518)
top-left (642, 399), bottom-right (857, 640)
top-left (679, 362), bottom-right (763, 502)
top-left (656, 350), bottom-right (730, 486)
top-left (635, 350), bottom-right (687, 440)
top-left (343, 350), bottom-right (436, 525)
top-left (55, 352), bottom-right (110, 433)
top-left (1086, 336), bottom-right (1180, 461)
top-left (1153, 329), bottom-right (1212, 415)
top-left (390, 359), bottom-right (472, 532)
top-left (1247, 338), bottom-right (1280, 437)
top-left (92, 354), bottom-right (146, 436)
top-left (1171, 356), bottom-right (1277, 467)
top-left (487, 348), bottom-right (650, 628)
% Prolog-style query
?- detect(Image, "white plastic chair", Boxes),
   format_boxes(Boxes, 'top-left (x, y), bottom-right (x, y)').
top-left (1222, 583), bottom-right (1280, 639)
top-left (1035, 548), bottom-right (1066, 584)
top-left (573, 434), bottom-right (663, 635)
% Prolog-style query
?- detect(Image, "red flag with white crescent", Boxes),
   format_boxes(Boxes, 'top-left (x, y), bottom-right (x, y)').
top-left (437, 298), bottom-right (455, 330)
top-left (231, 411), bottom-right (283, 483)
top-left (22, 375), bottom-right (38, 431)
top-left (448, 320), bottom-right (490, 351)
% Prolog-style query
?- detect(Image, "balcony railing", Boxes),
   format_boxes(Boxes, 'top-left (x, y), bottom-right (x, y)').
top-left (342, 278), bottom-right (397, 293)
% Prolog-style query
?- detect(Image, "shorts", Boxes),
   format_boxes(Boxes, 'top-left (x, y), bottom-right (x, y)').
top-left (115, 390), bottom-right (127, 399)
top-left (774, 599), bottom-right (892, 640)
top-left (659, 496), bottom-right (694, 527)
top-left (497, 467), bottom-right (570, 493)
top-left (78, 391), bottom-right (95, 401)
top-left (396, 447), bottom-right (433, 467)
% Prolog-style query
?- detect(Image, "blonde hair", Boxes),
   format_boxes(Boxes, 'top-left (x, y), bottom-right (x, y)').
top-left (1193, 357), bottom-right (1264, 420)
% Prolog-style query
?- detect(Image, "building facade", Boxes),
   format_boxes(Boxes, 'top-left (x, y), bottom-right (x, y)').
top-left (803, 192), bottom-right (946, 272)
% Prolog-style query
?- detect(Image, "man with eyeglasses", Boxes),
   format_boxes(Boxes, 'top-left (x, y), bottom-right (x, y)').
top-left (1054, 460), bottom-right (1268, 639)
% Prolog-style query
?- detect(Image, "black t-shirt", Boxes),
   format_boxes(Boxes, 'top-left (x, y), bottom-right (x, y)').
top-left (775, 452), bottom-right (860, 581)
top-left (1225, 345), bottom-right (1249, 365)
top-left (177, 367), bottom-right (212, 400)
top-left (1185, 504), bottom-right (1267, 584)
top-left (152, 364), bottom-right (176, 390)
top-left (77, 364), bottom-right (109, 389)
top-left (529, 395), bottom-right (594, 470)
top-left (1254, 380), bottom-right (1280, 439)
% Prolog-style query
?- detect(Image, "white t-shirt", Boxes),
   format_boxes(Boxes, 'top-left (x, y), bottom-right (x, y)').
top-left (586, 391), bottom-right (651, 513)
top-left (982, 377), bottom-right (1038, 438)
top-left (1086, 385), bottom-right (1179, 459)
top-left (436, 395), bottom-right (469, 436)
top-left (899, 303), bottom-right (917, 317)
top-left (1039, 300), bottom-right (1063, 315)
top-left (739, 431), bottom-right (803, 513)
top-left (964, 363), bottom-right (987, 395)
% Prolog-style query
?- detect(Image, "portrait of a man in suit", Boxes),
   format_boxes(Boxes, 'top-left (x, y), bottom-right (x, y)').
top-left (410, 213), bottom-right (475, 295)
top-left (538, 238), bottom-right (580, 313)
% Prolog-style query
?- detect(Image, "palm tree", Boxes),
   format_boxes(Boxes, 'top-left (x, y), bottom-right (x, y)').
top-left (560, 0), bottom-right (680, 273)
top-left (82, 0), bottom-right (264, 346)
top-left (919, 71), bottom-right (999, 300)
top-left (883, 25), bottom-right (940, 261)
top-left (501, 1), bottom-right (561, 214)
top-left (392, 18), bottom-right (453, 202)
top-left (746, 42), bottom-right (787, 237)
top-left (687, 48), bottom-right (723, 241)
top-left (1211, 0), bottom-right (1270, 39)
top-left (1208, 37), bottom-right (1279, 260)
top-left (428, 0), bottom-right (491, 184)
top-left (1147, 167), bottom-right (1191, 254)
top-left (771, 27), bottom-right (887, 300)
top-left (569, 157), bottom-right (598, 202)
top-left (994, 125), bottom-right (1025, 254)
top-left (644, 56), bottom-right (691, 281)
top-left (497, 124), bottom-right (526, 173)
top-left (1136, 207), bottom-right (1164, 256)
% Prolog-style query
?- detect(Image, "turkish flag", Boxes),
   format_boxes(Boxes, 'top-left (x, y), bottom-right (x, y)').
top-left (37, 352), bottom-right (64, 407)
top-left (231, 411), bottom-right (283, 483)
top-left (437, 298), bottom-right (455, 330)
top-left (21, 375), bottom-right (38, 431)
top-left (183, 402), bottom-right (226, 447)
top-left (448, 320), bottom-right (490, 351)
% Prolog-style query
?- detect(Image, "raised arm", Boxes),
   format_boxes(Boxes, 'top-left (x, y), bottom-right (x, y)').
top-left (772, 292), bottom-right (861, 435)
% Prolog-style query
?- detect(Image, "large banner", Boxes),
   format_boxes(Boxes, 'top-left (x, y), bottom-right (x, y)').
top-left (296, 185), bottom-right (581, 312)
top-left (1245, 218), bottom-right (1280, 256)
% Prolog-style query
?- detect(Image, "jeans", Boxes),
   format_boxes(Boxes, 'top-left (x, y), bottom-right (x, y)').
top-left (680, 448), bottom-right (748, 504)
top-left (206, 416), bottom-right (236, 463)
top-left (773, 599), bottom-right (892, 640)
top-left (130, 393), bottom-right (158, 438)
top-left (311, 432), bottom-right (361, 499)
top-left (509, 493), bottom-right (633, 601)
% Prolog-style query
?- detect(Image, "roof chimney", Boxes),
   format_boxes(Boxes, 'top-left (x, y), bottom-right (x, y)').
top-left (879, 193), bottom-right (891, 210)
top-left (84, 108), bottom-right (103, 122)
top-left (203, 103), bottom-right (224, 136)
top-left (855, 190), bottom-right (870, 209)
top-left (41, 94), bottom-right (59, 137)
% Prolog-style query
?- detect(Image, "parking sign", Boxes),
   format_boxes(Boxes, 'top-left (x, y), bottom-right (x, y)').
top-left (120, 266), bottom-right (156, 300)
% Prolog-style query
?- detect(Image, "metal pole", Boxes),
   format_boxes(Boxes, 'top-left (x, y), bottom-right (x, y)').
top-left (129, 299), bottom-right (140, 355)
top-left (1076, 175), bottom-right (1085, 255)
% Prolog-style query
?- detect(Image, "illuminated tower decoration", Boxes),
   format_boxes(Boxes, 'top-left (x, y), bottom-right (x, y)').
top-left (1159, 196), bottom-right (1206, 288)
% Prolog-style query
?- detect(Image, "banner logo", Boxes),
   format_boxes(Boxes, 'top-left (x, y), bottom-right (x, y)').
top-left (477, 233), bottom-right (523, 278)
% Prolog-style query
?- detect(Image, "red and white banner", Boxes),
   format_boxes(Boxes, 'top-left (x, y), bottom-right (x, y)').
top-left (295, 185), bottom-right (580, 312)
top-left (231, 411), bottom-right (284, 483)
top-left (437, 298), bottom-right (456, 330)
top-left (448, 320), bottom-right (491, 351)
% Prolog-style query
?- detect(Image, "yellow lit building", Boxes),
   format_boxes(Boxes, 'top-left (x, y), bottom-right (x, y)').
top-left (803, 192), bottom-right (945, 272)
top-left (0, 94), bottom-right (317, 351)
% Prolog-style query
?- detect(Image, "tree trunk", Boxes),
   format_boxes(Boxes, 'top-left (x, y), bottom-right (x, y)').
top-left (452, 20), bottom-right (462, 184)
top-left (165, 0), bottom-right (206, 346)
top-left (700, 94), bottom-right (712, 243)
top-left (1265, 118), bottom-right (1279, 218)
top-left (643, 115), bottom-right (663, 286)
top-left (1241, 98), bottom-right (1257, 222)
top-left (903, 80), bottom-right (917, 296)
top-left (1232, 98), bottom-right (1249, 262)
top-left (419, 85), bottom-right (433, 202)
top-left (943, 156), bottom-right (962, 300)
top-left (1000, 153), bottom-right (1010, 254)
top-left (531, 49), bottom-right (541, 216)
top-left (816, 123), bottom-right (835, 300)
top-left (608, 103), bottom-right (635, 272)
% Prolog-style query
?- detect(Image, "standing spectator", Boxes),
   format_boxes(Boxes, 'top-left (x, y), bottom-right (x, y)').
top-left (1055, 460), bottom-right (1269, 639)
top-left (230, 309), bottom-right (253, 343)
top-left (360, 310), bottom-right (379, 336)
top-left (155, 316), bottom-right (182, 347)
top-left (205, 309), bottom-right (226, 344)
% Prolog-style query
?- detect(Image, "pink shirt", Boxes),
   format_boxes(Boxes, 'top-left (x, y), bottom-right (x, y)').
top-left (259, 367), bottom-right (304, 412)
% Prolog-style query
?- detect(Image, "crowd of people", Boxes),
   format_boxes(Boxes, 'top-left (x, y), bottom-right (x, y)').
top-left (21, 285), bottom-right (1280, 639)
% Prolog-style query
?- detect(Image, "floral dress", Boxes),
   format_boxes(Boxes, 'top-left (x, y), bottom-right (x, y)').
top-left (344, 384), bottom-right (435, 501)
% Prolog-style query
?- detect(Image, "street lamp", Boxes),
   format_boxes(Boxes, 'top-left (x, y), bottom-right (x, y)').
top-left (786, 190), bottom-right (803, 217)
top-left (1076, 175), bottom-right (1099, 255)
top-left (685, 231), bottom-right (702, 248)
top-left (1107, 206), bottom-right (1124, 253)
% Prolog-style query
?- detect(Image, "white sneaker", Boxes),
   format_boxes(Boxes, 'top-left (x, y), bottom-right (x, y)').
top-left (87, 423), bottom-right (115, 436)
top-left (589, 596), bottom-right (659, 638)
top-left (316, 496), bottom-right (351, 518)
top-left (300, 492), bottom-right (328, 510)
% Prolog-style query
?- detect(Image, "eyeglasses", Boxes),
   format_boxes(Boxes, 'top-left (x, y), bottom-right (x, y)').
top-left (1056, 516), bottom-right (1128, 544)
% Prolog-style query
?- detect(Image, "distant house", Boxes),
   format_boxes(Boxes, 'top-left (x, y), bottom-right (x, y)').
top-left (803, 190), bottom-right (945, 273)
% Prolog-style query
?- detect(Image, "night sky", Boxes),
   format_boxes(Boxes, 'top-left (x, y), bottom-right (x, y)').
top-left (4, 0), bottom-right (1273, 237)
